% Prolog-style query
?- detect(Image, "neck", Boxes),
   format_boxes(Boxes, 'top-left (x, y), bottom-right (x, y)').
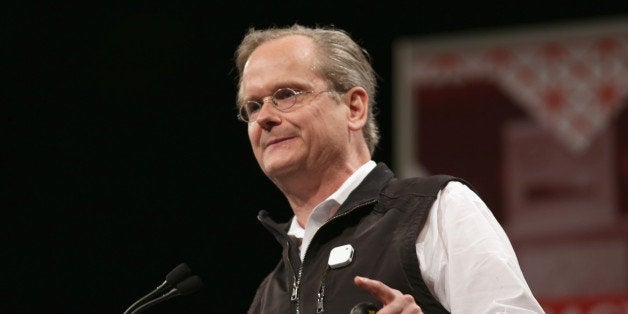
top-left (272, 158), bottom-right (369, 227)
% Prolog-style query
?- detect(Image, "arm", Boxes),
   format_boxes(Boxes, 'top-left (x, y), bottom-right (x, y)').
top-left (417, 181), bottom-right (544, 313)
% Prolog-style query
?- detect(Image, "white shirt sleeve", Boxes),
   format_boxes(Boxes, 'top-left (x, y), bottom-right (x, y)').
top-left (416, 181), bottom-right (545, 313)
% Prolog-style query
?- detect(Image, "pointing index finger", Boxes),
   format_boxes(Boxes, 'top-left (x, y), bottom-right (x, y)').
top-left (354, 276), bottom-right (398, 304)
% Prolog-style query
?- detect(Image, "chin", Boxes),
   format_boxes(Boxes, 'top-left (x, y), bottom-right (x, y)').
top-left (261, 158), bottom-right (300, 179)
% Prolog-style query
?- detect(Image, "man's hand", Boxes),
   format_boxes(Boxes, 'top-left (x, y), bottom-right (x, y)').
top-left (354, 276), bottom-right (423, 314)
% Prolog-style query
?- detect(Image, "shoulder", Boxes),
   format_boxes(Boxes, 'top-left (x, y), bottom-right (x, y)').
top-left (430, 180), bottom-right (497, 233)
top-left (383, 174), bottom-right (474, 198)
top-left (437, 180), bottom-right (484, 207)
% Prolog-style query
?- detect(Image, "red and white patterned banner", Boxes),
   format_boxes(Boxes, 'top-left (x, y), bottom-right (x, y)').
top-left (409, 26), bottom-right (628, 152)
top-left (539, 292), bottom-right (628, 314)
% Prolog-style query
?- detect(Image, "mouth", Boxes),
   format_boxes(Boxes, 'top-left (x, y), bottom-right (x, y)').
top-left (265, 136), bottom-right (294, 148)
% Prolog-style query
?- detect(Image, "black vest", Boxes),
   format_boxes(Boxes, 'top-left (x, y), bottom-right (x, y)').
top-left (249, 163), bottom-right (468, 314)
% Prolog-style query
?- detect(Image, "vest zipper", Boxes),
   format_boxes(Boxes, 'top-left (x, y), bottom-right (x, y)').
top-left (294, 267), bottom-right (302, 314)
top-left (295, 199), bottom-right (377, 314)
top-left (316, 266), bottom-right (330, 313)
top-left (286, 239), bottom-right (301, 314)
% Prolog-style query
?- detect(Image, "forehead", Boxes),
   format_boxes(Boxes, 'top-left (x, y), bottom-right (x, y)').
top-left (242, 35), bottom-right (323, 93)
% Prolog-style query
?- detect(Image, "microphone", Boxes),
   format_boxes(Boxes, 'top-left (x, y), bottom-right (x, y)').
top-left (350, 302), bottom-right (379, 314)
top-left (130, 275), bottom-right (204, 314)
top-left (123, 263), bottom-right (194, 314)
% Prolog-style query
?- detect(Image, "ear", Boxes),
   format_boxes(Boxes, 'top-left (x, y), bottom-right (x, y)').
top-left (345, 87), bottom-right (368, 131)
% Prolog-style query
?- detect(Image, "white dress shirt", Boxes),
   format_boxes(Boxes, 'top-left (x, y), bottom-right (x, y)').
top-left (287, 160), bottom-right (377, 261)
top-left (287, 161), bottom-right (544, 313)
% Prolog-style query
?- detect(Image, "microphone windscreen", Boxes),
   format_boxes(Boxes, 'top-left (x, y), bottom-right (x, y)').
top-left (165, 263), bottom-right (192, 285)
top-left (176, 275), bottom-right (204, 295)
top-left (350, 302), bottom-right (379, 314)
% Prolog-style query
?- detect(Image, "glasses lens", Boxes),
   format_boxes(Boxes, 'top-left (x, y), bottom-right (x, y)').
top-left (242, 101), bottom-right (261, 122)
top-left (272, 88), bottom-right (298, 110)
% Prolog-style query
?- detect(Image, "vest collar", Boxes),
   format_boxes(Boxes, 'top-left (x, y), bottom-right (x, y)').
top-left (257, 162), bottom-right (396, 239)
top-left (333, 162), bottom-right (395, 217)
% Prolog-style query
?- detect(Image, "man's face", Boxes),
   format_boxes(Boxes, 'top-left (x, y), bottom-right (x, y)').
top-left (241, 35), bottom-right (349, 181)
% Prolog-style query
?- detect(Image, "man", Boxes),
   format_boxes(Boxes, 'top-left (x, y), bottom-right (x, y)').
top-left (234, 23), bottom-right (544, 313)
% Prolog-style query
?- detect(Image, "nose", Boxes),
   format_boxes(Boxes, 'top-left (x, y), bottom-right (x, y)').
top-left (255, 98), bottom-right (281, 130)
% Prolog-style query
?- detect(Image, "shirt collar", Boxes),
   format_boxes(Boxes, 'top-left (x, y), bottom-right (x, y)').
top-left (287, 160), bottom-right (377, 238)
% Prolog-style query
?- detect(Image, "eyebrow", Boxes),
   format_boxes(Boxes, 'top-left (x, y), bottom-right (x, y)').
top-left (242, 82), bottom-right (310, 103)
top-left (243, 86), bottom-right (286, 102)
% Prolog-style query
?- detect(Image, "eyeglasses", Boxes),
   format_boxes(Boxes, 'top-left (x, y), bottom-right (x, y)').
top-left (237, 88), bottom-right (334, 123)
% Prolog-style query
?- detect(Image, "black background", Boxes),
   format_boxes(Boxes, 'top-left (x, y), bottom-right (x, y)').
top-left (5, 1), bottom-right (627, 313)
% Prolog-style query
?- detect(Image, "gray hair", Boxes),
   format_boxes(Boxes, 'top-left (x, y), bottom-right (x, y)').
top-left (234, 23), bottom-right (380, 155)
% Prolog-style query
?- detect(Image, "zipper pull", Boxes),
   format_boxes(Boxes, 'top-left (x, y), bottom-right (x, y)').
top-left (316, 290), bottom-right (325, 313)
top-left (291, 276), bottom-right (299, 301)
top-left (292, 275), bottom-right (300, 314)
top-left (316, 282), bottom-right (325, 313)
top-left (291, 267), bottom-right (302, 302)
top-left (316, 266), bottom-right (329, 313)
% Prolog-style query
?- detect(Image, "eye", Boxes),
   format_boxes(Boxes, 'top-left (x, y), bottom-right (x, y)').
top-left (273, 88), bottom-right (298, 101)
top-left (245, 101), bottom-right (262, 114)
